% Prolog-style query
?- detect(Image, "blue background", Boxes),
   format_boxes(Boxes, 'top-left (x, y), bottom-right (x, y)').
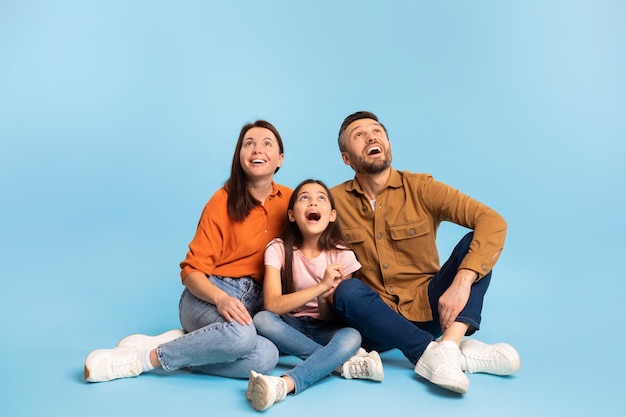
top-left (1, 1), bottom-right (624, 415)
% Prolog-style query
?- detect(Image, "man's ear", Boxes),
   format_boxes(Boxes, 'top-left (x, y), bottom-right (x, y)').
top-left (341, 152), bottom-right (351, 166)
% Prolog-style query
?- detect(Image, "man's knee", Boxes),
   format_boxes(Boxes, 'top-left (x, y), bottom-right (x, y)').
top-left (335, 278), bottom-right (370, 304)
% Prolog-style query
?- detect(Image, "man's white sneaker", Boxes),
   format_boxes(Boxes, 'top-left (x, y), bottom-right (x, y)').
top-left (117, 329), bottom-right (185, 352)
top-left (414, 341), bottom-right (469, 394)
top-left (460, 339), bottom-right (521, 375)
top-left (247, 371), bottom-right (288, 411)
top-left (342, 350), bottom-right (384, 381)
top-left (84, 346), bottom-right (142, 382)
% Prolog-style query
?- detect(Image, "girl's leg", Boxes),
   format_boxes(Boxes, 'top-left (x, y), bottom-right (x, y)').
top-left (255, 312), bottom-right (362, 395)
top-left (253, 311), bottom-right (324, 360)
top-left (284, 325), bottom-right (361, 394)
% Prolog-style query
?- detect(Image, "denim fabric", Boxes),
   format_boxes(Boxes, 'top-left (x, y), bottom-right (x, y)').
top-left (253, 311), bottom-right (361, 394)
top-left (157, 276), bottom-right (279, 378)
top-left (333, 232), bottom-right (491, 365)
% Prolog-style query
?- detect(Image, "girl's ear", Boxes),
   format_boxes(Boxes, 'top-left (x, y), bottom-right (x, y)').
top-left (288, 209), bottom-right (296, 222)
top-left (329, 209), bottom-right (337, 222)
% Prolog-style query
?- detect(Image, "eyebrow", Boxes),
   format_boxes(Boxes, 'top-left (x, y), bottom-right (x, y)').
top-left (297, 190), bottom-right (328, 198)
top-left (244, 136), bottom-right (275, 142)
top-left (348, 122), bottom-right (382, 136)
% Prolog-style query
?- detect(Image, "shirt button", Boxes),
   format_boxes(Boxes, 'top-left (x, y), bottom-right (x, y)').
top-left (481, 264), bottom-right (488, 271)
top-left (377, 233), bottom-right (383, 239)
top-left (345, 234), bottom-right (351, 241)
top-left (409, 228), bottom-right (416, 236)
top-left (362, 205), bottom-right (368, 212)
top-left (382, 263), bottom-right (389, 269)
top-left (388, 286), bottom-right (394, 293)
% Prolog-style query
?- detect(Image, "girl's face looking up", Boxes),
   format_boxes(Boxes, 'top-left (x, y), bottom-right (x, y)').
top-left (288, 183), bottom-right (337, 238)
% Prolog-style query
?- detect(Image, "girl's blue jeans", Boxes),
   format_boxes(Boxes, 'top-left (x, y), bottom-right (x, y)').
top-left (253, 311), bottom-right (361, 394)
top-left (333, 232), bottom-right (491, 365)
top-left (157, 276), bottom-right (279, 378)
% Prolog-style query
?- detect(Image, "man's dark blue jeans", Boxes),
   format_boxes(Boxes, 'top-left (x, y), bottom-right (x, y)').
top-left (333, 232), bottom-right (491, 365)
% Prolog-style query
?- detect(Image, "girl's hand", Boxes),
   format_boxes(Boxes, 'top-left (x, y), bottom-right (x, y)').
top-left (319, 262), bottom-right (344, 297)
top-left (215, 294), bottom-right (253, 325)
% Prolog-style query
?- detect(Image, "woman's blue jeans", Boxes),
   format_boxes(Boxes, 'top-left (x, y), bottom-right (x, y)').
top-left (253, 310), bottom-right (362, 394)
top-left (333, 232), bottom-right (491, 365)
top-left (157, 276), bottom-right (279, 378)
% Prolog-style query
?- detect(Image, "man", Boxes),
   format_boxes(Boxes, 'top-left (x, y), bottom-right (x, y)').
top-left (330, 111), bottom-right (520, 394)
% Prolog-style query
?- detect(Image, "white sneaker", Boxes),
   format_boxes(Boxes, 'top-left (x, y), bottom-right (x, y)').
top-left (117, 329), bottom-right (185, 351)
top-left (414, 341), bottom-right (469, 394)
top-left (247, 371), bottom-right (288, 411)
top-left (342, 350), bottom-right (384, 381)
top-left (460, 339), bottom-right (521, 375)
top-left (84, 346), bottom-right (142, 382)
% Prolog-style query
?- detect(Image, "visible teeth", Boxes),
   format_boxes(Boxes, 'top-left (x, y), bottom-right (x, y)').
top-left (252, 159), bottom-right (264, 163)
top-left (367, 146), bottom-right (381, 155)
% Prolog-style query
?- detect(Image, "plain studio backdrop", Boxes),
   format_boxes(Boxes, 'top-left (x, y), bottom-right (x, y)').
top-left (1, 1), bottom-right (624, 416)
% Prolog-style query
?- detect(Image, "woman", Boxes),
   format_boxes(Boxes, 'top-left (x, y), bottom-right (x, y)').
top-left (84, 120), bottom-right (292, 382)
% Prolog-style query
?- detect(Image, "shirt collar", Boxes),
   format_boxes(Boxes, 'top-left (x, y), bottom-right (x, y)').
top-left (346, 168), bottom-right (402, 195)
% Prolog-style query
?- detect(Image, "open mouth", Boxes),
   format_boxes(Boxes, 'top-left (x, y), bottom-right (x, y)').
top-left (367, 146), bottom-right (382, 155)
top-left (251, 159), bottom-right (265, 165)
top-left (306, 212), bottom-right (321, 221)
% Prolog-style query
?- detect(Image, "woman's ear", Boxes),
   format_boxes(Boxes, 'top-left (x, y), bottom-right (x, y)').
top-left (329, 209), bottom-right (337, 222)
top-left (288, 209), bottom-right (295, 222)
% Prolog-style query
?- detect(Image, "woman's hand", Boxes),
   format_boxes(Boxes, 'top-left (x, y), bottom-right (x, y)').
top-left (183, 271), bottom-right (252, 325)
top-left (214, 293), bottom-right (253, 325)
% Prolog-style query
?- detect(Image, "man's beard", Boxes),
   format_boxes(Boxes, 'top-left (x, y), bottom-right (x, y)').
top-left (351, 149), bottom-right (392, 174)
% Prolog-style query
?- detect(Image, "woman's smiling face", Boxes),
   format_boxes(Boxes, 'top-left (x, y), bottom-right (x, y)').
top-left (239, 127), bottom-right (284, 180)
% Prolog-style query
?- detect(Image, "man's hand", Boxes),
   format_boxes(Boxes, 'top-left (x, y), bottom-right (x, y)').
top-left (438, 268), bottom-right (477, 331)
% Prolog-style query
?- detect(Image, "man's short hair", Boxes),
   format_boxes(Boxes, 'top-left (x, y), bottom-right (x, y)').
top-left (337, 111), bottom-right (385, 151)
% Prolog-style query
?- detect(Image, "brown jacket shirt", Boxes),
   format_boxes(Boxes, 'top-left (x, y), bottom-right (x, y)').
top-left (330, 169), bottom-right (507, 322)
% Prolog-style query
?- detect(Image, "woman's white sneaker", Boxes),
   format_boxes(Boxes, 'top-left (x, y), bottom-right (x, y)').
top-left (116, 329), bottom-right (185, 351)
top-left (84, 347), bottom-right (142, 382)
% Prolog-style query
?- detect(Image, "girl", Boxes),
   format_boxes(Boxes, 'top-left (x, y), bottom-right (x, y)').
top-left (84, 120), bottom-right (292, 382)
top-left (247, 179), bottom-right (383, 411)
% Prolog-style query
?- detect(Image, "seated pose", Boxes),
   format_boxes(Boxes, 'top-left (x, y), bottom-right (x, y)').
top-left (248, 179), bottom-right (383, 411)
top-left (84, 120), bottom-right (292, 383)
top-left (330, 111), bottom-right (521, 394)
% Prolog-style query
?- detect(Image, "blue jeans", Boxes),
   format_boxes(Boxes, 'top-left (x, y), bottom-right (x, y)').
top-left (253, 310), bottom-right (362, 394)
top-left (157, 276), bottom-right (279, 378)
top-left (333, 232), bottom-right (491, 365)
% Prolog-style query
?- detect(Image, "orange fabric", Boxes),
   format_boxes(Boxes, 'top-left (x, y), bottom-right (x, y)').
top-left (180, 182), bottom-right (292, 282)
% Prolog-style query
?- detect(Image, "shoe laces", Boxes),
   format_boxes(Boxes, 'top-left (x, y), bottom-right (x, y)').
top-left (348, 358), bottom-right (372, 378)
top-left (462, 350), bottom-right (497, 373)
top-left (107, 353), bottom-right (139, 378)
top-left (440, 342), bottom-right (462, 369)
